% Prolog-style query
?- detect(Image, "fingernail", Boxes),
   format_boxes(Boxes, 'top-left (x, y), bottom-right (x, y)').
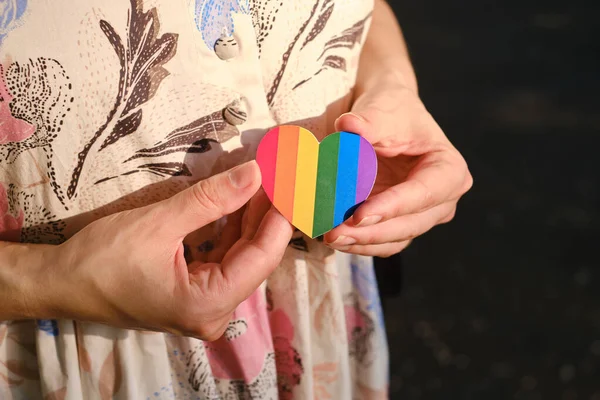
top-left (330, 235), bottom-right (356, 247)
top-left (336, 112), bottom-right (366, 126)
top-left (229, 161), bottom-right (257, 189)
top-left (356, 215), bottom-right (382, 227)
top-left (345, 112), bottom-right (366, 122)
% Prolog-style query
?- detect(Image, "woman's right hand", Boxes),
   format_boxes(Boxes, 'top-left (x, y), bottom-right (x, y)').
top-left (28, 161), bottom-right (292, 340)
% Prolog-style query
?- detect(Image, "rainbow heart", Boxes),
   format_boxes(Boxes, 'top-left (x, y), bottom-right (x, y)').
top-left (256, 125), bottom-right (377, 238)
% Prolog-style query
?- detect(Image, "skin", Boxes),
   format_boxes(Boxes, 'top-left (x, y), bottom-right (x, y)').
top-left (0, 0), bottom-right (472, 338)
top-left (323, 0), bottom-right (473, 257)
top-left (0, 162), bottom-right (293, 340)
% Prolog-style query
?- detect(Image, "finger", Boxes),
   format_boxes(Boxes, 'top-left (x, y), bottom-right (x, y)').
top-left (325, 201), bottom-right (456, 247)
top-left (334, 86), bottom-right (432, 155)
top-left (352, 151), bottom-right (468, 227)
top-left (335, 86), bottom-right (413, 144)
top-left (222, 208), bottom-right (293, 303)
top-left (333, 241), bottom-right (412, 258)
top-left (207, 209), bottom-right (244, 263)
top-left (241, 189), bottom-right (272, 241)
top-left (160, 161), bottom-right (262, 239)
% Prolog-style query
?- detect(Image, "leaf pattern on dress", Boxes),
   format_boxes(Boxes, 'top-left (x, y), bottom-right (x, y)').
top-left (100, 107), bottom-right (241, 183)
top-left (266, 0), bottom-right (321, 105)
top-left (267, 0), bottom-right (372, 102)
top-left (0, 371), bottom-right (23, 387)
top-left (289, 230), bottom-right (309, 252)
top-left (248, 0), bottom-right (282, 53)
top-left (318, 13), bottom-right (371, 59)
top-left (7, 332), bottom-right (36, 357)
top-left (98, 343), bottom-right (123, 400)
top-left (301, 0), bottom-right (334, 49)
top-left (313, 362), bottom-right (338, 400)
top-left (67, 0), bottom-right (178, 199)
top-left (293, 12), bottom-right (372, 91)
top-left (44, 387), bottom-right (68, 400)
top-left (136, 162), bottom-right (193, 177)
top-left (125, 109), bottom-right (238, 163)
top-left (96, 162), bottom-right (194, 184)
top-left (3, 359), bottom-right (39, 380)
top-left (76, 332), bottom-right (92, 373)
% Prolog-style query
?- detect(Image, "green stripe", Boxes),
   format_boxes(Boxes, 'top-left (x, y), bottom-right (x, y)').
top-left (312, 134), bottom-right (340, 237)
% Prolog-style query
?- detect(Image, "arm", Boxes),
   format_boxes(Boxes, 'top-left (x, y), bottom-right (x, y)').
top-left (0, 242), bottom-right (57, 320)
top-left (325, 1), bottom-right (472, 256)
top-left (356, 0), bottom-right (418, 96)
top-left (0, 162), bottom-right (294, 340)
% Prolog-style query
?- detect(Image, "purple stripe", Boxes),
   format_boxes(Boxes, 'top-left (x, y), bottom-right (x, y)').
top-left (356, 138), bottom-right (377, 203)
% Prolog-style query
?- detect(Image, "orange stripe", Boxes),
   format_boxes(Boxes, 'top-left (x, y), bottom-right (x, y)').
top-left (273, 126), bottom-right (300, 221)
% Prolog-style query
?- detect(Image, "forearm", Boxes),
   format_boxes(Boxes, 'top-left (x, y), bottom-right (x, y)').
top-left (356, 0), bottom-right (418, 95)
top-left (0, 242), bottom-right (57, 320)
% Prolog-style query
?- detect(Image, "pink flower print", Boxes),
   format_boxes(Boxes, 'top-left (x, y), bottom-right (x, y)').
top-left (344, 304), bottom-right (375, 366)
top-left (205, 290), bottom-right (274, 382)
top-left (344, 304), bottom-right (367, 343)
top-left (270, 309), bottom-right (303, 400)
top-left (0, 183), bottom-right (23, 242)
top-left (0, 64), bottom-right (35, 144)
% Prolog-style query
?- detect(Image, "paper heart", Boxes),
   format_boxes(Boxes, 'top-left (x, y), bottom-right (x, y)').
top-left (256, 125), bottom-right (377, 238)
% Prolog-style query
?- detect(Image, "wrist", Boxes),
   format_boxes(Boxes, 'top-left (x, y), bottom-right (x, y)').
top-left (0, 242), bottom-right (60, 320)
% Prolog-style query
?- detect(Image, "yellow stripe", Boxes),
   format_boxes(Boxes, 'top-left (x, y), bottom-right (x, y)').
top-left (292, 128), bottom-right (319, 236)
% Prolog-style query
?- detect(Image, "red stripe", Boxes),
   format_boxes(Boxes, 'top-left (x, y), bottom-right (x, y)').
top-left (256, 127), bottom-right (279, 201)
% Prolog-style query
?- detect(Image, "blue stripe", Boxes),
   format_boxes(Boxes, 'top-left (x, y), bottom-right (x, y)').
top-left (333, 132), bottom-right (360, 226)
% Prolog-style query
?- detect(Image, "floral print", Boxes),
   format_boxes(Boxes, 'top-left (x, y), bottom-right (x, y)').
top-left (0, 64), bottom-right (34, 145)
top-left (36, 320), bottom-right (58, 337)
top-left (0, 182), bottom-right (22, 242)
top-left (195, 0), bottom-right (250, 49)
top-left (0, 0), bottom-right (27, 43)
top-left (0, 0), bottom-right (388, 398)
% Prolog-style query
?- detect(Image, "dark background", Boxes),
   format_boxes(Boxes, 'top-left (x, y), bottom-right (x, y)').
top-left (379, 1), bottom-right (600, 399)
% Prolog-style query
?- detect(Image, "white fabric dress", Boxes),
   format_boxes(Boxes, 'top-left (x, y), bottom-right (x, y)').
top-left (0, 0), bottom-right (389, 398)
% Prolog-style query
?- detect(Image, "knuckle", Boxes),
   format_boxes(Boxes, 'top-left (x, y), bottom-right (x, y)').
top-left (462, 170), bottom-right (474, 194)
top-left (360, 231), bottom-right (378, 245)
top-left (441, 208), bottom-right (457, 224)
top-left (414, 179), bottom-right (435, 210)
top-left (190, 180), bottom-right (223, 215)
top-left (403, 223), bottom-right (423, 241)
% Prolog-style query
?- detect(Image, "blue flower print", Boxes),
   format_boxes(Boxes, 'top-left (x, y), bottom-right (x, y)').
top-left (194, 0), bottom-right (249, 49)
top-left (37, 320), bottom-right (59, 336)
top-left (0, 0), bottom-right (27, 44)
top-left (351, 259), bottom-right (386, 331)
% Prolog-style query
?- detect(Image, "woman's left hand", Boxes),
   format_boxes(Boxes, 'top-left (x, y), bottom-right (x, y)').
top-left (323, 79), bottom-right (473, 257)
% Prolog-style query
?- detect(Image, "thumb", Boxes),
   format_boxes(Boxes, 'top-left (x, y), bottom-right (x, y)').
top-left (334, 112), bottom-right (372, 140)
top-left (160, 161), bottom-right (262, 238)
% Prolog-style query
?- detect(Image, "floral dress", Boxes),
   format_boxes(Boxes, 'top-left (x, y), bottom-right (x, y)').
top-left (0, 0), bottom-right (388, 399)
